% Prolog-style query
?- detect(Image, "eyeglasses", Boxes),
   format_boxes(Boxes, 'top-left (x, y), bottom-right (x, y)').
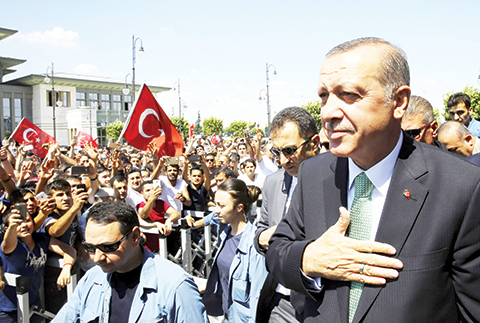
top-left (405, 121), bottom-right (433, 138)
top-left (82, 231), bottom-right (130, 253)
top-left (205, 159), bottom-right (214, 162)
top-left (270, 137), bottom-right (313, 158)
top-left (320, 142), bottom-right (330, 150)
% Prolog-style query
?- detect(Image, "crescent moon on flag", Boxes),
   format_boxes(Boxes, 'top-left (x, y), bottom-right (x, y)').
top-left (23, 129), bottom-right (38, 143)
top-left (139, 109), bottom-right (160, 138)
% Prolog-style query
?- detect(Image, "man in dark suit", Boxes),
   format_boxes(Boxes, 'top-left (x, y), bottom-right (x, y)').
top-left (254, 107), bottom-right (320, 322)
top-left (266, 37), bottom-right (480, 322)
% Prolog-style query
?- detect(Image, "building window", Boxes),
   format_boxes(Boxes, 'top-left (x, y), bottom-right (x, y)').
top-left (47, 91), bottom-right (70, 107)
top-left (76, 92), bottom-right (87, 107)
top-left (101, 94), bottom-right (110, 101)
top-left (3, 98), bottom-right (11, 133)
top-left (14, 98), bottom-right (21, 127)
top-left (113, 95), bottom-right (121, 101)
top-left (113, 102), bottom-right (121, 111)
top-left (89, 93), bottom-right (98, 101)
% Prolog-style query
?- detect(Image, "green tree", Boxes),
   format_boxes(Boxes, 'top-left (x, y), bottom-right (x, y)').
top-left (443, 85), bottom-right (480, 120)
top-left (203, 117), bottom-right (223, 136)
top-left (106, 119), bottom-right (124, 141)
top-left (302, 100), bottom-right (322, 130)
top-left (171, 116), bottom-right (190, 138)
top-left (226, 120), bottom-right (248, 137)
top-left (194, 111), bottom-right (202, 134)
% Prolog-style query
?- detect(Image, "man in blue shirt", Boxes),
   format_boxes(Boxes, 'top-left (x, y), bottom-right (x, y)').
top-left (53, 201), bottom-right (208, 323)
top-left (447, 92), bottom-right (480, 137)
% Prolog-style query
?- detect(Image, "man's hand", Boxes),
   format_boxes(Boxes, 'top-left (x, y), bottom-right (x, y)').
top-left (38, 197), bottom-right (56, 216)
top-left (302, 207), bottom-right (403, 285)
top-left (259, 225), bottom-right (277, 250)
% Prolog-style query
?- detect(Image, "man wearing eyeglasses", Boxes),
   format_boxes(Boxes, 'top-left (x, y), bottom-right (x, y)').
top-left (54, 201), bottom-right (208, 323)
top-left (401, 95), bottom-right (447, 151)
top-left (447, 92), bottom-right (480, 138)
top-left (255, 106), bottom-right (320, 323)
top-left (266, 38), bottom-right (480, 322)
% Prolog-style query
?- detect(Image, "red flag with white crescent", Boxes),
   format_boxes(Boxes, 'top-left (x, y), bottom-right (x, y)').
top-left (76, 130), bottom-right (98, 148)
top-left (120, 84), bottom-right (184, 157)
top-left (10, 118), bottom-right (56, 158)
top-left (189, 124), bottom-right (194, 138)
top-left (211, 133), bottom-right (219, 146)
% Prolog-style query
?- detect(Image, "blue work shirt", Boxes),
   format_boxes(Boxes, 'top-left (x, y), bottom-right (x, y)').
top-left (53, 247), bottom-right (208, 323)
top-left (203, 221), bottom-right (268, 322)
top-left (469, 118), bottom-right (480, 138)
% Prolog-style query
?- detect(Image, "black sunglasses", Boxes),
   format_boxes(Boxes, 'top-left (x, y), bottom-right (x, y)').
top-left (270, 137), bottom-right (313, 158)
top-left (205, 159), bottom-right (214, 162)
top-left (82, 231), bottom-right (130, 253)
top-left (405, 121), bottom-right (432, 138)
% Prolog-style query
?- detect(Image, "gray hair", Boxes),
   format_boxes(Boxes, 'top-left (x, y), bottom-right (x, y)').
top-left (404, 95), bottom-right (434, 125)
top-left (327, 37), bottom-right (410, 103)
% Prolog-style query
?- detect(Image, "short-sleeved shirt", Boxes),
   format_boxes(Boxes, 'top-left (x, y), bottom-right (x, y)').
top-left (136, 200), bottom-right (171, 223)
top-left (184, 184), bottom-right (210, 211)
top-left (159, 176), bottom-right (188, 214)
top-left (0, 233), bottom-right (51, 311)
top-left (40, 211), bottom-right (78, 247)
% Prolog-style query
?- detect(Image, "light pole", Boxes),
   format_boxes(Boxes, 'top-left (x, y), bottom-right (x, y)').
top-left (265, 63), bottom-right (277, 132)
top-left (123, 73), bottom-right (132, 96)
top-left (131, 34), bottom-right (144, 102)
top-left (44, 63), bottom-right (62, 139)
top-left (173, 79), bottom-right (182, 136)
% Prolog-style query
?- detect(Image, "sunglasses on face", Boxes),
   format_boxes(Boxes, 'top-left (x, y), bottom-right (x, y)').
top-left (205, 159), bottom-right (214, 162)
top-left (270, 137), bottom-right (313, 159)
top-left (82, 231), bottom-right (131, 253)
top-left (405, 121), bottom-right (433, 138)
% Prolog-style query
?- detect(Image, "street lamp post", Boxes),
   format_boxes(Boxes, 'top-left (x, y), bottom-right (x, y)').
top-left (173, 79), bottom-right (182, 136)
top-left (265, 63), bottom-right (277, 132)
top-left (44, 63), bottom-right (60, 139)
top-left (131, 34), bottom-right (144, 102)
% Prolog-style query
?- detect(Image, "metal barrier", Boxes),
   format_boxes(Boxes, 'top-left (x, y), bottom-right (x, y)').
top-left (140, 210), bottom-right (219, 278)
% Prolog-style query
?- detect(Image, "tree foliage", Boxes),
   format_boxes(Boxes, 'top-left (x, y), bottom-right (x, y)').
top-left (225, 120), bottom-right (248, 137)
top-left (203, 117), bottom-right (223, 136)
top-left (106, 119), bottom-right (124, 141)
top-left (194, 111), bottom-right (202, 135)
top-left (443, 85), bottom-right (480, 120)
top-left (171, 116), bottom-right (190, 138)
top-left (302, 100), bottom-right (322, 130)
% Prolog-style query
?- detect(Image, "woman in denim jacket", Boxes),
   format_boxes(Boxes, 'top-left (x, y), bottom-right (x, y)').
top-left (203, 179), bottom-right (267, 322)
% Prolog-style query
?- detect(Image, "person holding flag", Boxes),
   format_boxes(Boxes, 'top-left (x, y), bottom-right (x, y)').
top-left (120, 84), bottom-right (184, 158)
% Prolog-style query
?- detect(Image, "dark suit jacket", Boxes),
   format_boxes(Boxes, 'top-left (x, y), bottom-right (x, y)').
top-left (254, 169), bottom-right (293, 255)
top-left (266, 134), bottom-right (480, 322)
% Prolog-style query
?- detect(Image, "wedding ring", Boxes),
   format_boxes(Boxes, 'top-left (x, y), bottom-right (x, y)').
top-left (359, 264), bottom-right (365, 274)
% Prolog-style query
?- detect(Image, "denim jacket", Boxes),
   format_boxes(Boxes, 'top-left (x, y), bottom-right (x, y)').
top-left (203, 222), bottom-right (268, 322)
top-left (53, 248), bottom-right (208, 323)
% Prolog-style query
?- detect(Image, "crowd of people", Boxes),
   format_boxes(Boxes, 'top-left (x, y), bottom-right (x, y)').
top-left (0, 36), bottom-right (478, 323)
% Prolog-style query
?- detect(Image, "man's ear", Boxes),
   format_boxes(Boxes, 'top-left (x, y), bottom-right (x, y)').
top-left (392, 85), bottom-right (411, 120)
top-left (431, 121), bottom-right (439, 137)
top-left (131, 226), bottom-right (141, 245)
top-left (309, 134), bottom-right (320, 154)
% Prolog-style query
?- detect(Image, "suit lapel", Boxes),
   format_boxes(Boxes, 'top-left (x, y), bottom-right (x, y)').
top-left (324, 157), bottom-right (350, 323)
top-left (354, 136), bottom-right (429, 322)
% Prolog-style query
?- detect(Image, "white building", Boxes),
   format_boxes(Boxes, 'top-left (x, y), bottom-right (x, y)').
top-left (0, 27), bottom-right (169, 146)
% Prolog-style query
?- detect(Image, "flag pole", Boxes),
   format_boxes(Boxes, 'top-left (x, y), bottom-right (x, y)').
top-left (118, 83), bottom-right (146, 141)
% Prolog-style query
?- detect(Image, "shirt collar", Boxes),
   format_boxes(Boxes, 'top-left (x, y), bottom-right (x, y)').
top-left (348, 132), bottom-right (403, 195)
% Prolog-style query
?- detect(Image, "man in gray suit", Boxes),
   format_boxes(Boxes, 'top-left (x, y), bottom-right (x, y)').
top-left (267, 37), bottom-right (480, 322)
top-left (255, 107), bottom-right (320, 322)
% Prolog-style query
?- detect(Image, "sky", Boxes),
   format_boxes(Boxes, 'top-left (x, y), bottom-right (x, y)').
top-left (2, 1), bottom-right (480, 128)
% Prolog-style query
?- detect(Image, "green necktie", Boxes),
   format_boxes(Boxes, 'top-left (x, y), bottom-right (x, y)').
top-left (348, 172), bottom-right (375, 323)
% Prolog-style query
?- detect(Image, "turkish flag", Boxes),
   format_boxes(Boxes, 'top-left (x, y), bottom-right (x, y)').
top-left (189, 124), bottom-right (194, 138)
top-left (211, 133), bottom-right (219, 146)
top-left (120, 84), bottom-right (184, 157)
top-left (10, 118), bottom-right (56, 158)
top-left (76, 130), bottom-right (98, 148)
